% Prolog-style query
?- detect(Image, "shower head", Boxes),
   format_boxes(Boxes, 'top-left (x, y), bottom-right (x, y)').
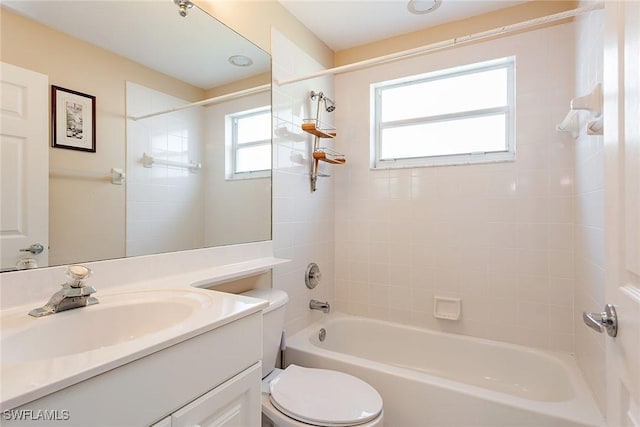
top-left (174, 0), bottom-right (193, 17)
top-left (324, 97), bottom-right (336, 113)
top-left (310, 91), bottom-right (336, 113)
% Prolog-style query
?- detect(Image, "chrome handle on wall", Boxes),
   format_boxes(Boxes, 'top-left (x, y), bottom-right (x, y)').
top-left (305, 263), bottom-right (322, 289)
top-left (20, 243), bottom-right (44, 255)
top-left (583, 304), bottom-right (618, 337)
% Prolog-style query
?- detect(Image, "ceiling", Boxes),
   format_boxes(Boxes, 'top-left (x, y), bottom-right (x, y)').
top-left (3, 0), bottom-right (528, 88)
top-left (2, 1), bottom-right (270, 90)
top-left (278, 0), bottom-right (528, 51)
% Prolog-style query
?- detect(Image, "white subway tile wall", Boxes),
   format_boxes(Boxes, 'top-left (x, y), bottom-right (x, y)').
top-left (126, 82), bottom-right (204, 257)
top-left (271, 30), bottom-right (336, 335)
top-left (333, 23), bottom-right (577, 352)
top-left (203, 92), bottom-right (271, 247)
top-left (573, 5), bottom-right (606, 414)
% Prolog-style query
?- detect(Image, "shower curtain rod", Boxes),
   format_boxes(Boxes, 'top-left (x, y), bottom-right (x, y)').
top-left (276, 2), bottom-right (604, 86)
top-left (129, 83), bottom-right (271, 121)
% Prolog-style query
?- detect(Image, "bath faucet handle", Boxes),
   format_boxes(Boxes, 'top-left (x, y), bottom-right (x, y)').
top-left (62, 265), bottom-right (96, 297)
top-left (65, 264), bottom-right (93, 288)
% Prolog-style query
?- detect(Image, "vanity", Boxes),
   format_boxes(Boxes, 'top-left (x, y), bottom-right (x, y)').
top-left (2, 289), bottom-right (263, 426)
top-left (0, 245), bottom-right (288, 426)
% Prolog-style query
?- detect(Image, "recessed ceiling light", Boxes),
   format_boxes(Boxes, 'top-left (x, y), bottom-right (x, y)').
top-left (407, 0), bottom-right (442, 15)
top-left (228, 55), bottom-right (253, 67)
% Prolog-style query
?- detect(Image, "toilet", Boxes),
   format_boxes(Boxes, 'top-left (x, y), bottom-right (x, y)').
top-left (241, 289), bottom-right (384, 427)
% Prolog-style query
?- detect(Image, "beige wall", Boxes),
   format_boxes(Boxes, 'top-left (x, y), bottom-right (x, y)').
top-left (335, 1), bottom-right (577, 65)
top-left (1, 8), bottom-right (204, 266)
top-left (205, 72), bottom-right (271, 98)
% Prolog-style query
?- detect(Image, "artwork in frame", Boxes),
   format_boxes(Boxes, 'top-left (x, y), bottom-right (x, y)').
top-left (51, 85), bottom-right (96, 152)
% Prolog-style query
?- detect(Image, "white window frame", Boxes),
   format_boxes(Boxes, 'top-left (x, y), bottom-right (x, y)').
top-left (226, 106), bottom-right (271, 180)
top-left (371, 56), bottom-right (516, 169)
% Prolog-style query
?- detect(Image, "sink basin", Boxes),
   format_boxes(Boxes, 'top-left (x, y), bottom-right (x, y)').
top-left (0, 285), bottom-right (268, 412)
top-left (1, 289), bottom-right (214, 364)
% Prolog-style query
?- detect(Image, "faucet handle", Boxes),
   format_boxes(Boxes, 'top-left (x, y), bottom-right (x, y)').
top-left (65, 265), bottom-right (93, 287)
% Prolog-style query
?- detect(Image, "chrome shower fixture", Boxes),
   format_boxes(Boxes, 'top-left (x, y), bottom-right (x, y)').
top-left (174, 0), bottom-right (194, 17)
top-left (310, 90), bottom-right (336, 113)
top-left (324, 97), bottom-right (336, 112)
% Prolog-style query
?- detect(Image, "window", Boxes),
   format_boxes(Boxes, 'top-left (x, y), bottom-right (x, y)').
top-left (227, 106), bottom-right (271, 179)
top-left (372, 57), bottom-right (515, 168)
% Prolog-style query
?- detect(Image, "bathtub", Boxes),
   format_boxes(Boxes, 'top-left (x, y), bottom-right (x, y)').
top-left (284, 313), bottom-right (605, 427)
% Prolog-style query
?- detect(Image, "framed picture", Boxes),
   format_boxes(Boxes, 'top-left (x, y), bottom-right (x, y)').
top-left (51, 85), bottom-right (96, 152)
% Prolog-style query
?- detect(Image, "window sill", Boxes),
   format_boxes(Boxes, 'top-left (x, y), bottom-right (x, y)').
top-left (373, 152), bottom-right (515, 170)
top-left (225, 171), bottom-right (271, 181)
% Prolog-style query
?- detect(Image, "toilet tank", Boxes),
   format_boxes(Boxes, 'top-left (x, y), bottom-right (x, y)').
top-left (241, 288), bottom-right (288, 378)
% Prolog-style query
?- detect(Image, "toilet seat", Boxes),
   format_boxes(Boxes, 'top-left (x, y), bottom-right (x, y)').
top-left (269, 365), bottom-right (383, 427)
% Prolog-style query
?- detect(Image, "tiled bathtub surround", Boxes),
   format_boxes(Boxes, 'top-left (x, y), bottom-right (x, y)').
top-left (126, 82), bottom-right (205, 257)
top-left (333, 23), bottom-right (576, 352)
top-left (203, 92), bottom-right (271, 247)
top-left (271, 30), bottom-right (336, 334)
top-left (573, 5), bottom-right (606, 413)
top-left (126, 83), bottom-right (271, 256)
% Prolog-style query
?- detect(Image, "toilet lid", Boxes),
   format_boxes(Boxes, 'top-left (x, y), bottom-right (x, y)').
top-left (269, 365), bottom-right (382, 427)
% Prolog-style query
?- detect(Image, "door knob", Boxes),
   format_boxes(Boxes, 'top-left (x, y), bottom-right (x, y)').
top-left (20, 243), bottom-right (44, 255)
top-left (583, 304), bottom-right (618, 337)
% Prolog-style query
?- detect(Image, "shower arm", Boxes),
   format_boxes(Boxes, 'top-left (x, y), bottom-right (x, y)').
top-left (311, 91), bottom-right (324, 127)
top-left (315, 96), bottom-right (323, 128)
top-left (310, 90), bottom-right (336, 125)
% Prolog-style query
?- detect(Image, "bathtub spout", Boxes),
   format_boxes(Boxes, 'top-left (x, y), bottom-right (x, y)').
top-left (309, 299), bottom-right (330, 313)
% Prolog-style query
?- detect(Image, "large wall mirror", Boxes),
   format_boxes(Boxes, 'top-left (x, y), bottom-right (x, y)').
top-left (0, 1), bottom-right (272, 272)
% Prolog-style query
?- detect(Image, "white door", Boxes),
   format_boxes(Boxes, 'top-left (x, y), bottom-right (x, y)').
top-left (603, 2), bottom-right (640, 426)
top-left (0, 62), bottom-right (49, 271)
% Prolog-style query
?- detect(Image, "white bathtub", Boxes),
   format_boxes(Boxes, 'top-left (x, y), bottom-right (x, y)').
top-left (284, 313), bottom-right (605, 427)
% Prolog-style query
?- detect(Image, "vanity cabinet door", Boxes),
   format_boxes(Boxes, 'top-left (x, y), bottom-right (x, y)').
top-left (171, 362), bottom-right (261, 427)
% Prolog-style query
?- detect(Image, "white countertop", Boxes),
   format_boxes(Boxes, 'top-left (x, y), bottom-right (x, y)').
top-left (0, 280), bottom-right (270, 410)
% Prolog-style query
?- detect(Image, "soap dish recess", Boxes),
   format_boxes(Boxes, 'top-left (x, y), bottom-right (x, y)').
top-left (433, 296), bottom-right (461, 320)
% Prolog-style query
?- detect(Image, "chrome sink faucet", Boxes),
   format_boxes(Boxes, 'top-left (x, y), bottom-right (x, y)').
top-left (29, 265), bottom-right (98, 317)
top-left (309, 299), bottom-right (330, 314)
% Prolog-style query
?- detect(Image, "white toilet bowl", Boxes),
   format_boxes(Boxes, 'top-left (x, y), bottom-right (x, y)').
top-left (241, 289), bottom-right (384, 427)
top-left (261, 366), bottom-right (383, 427)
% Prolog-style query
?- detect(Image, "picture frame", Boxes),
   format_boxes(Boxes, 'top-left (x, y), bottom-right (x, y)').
top-left (51, 85), bottom-right (96, 152)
